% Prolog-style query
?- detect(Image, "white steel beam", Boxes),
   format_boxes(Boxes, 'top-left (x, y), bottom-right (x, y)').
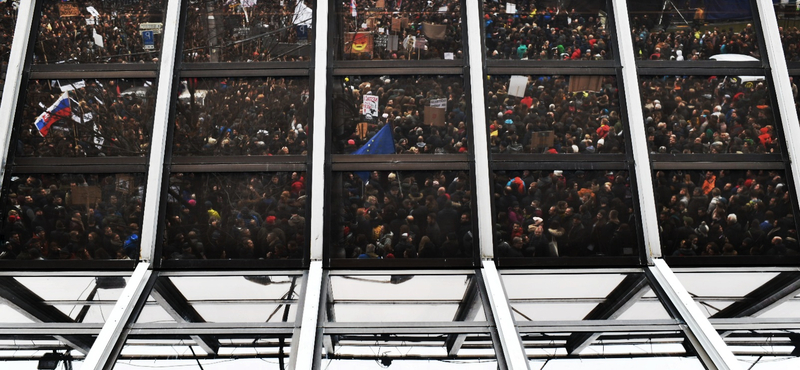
top-left (138, 0), bottom-right (182, 262)
top-left (309, 0), bottom-right (329, 261)
top-left (612, 0), bottom-right (662, 262)
top-left (756, 0), bottom-right (800, 219)
top-left (482, 260), bottom-right (531, 369)
top-left (82, 263), bottom-right (153, 370)
top-left (465, 0), bottom-right (495, 258)
top-left (0, 0), bottom-right (36, 184)
top-left (648, 259), bottom-right (741, 370)
top-left (289, 260), bottom-right (324, 369)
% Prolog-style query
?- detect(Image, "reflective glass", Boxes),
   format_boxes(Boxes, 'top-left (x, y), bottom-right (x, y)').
top-left (486, 75), bottom-right (625, 154)
top-left (183, 0), bottom-right (312, 63)
top-left (163, 172), bottom-right (307, 260)
top-left (774, 3), bottom-right (800, 62)
top-left (172, 77), bottom-right (310, 156)
top-left (640, 75), bottom-right (778, 154)
top-left (628, 1), bottom-right (759, 61)
top-left (332, 75), bottom-right (469, 155)
top-left (337, 0), bottom-right (463, 61)
top-left (493, 170), bottom-right (638, 258)
top-left (1, 173), bottom-right (145, 261)
top-left (654, 170), bottom-right (797, 257)
top-left (484, 1), bottom-right (612, 61)
top-left (34, 0), bottom-right (165, 64)
top-left (19, 79), bottom-right (156, 157)
top-left (0, 1), bottom-right (17, 103)
top-left (331, 170), bottom-right (472, 259)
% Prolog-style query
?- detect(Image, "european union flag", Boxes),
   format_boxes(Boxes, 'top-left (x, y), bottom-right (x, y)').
top-left (352, 124), bottom-right (394, 181)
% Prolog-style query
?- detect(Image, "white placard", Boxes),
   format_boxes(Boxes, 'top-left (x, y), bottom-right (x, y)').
top-left (430, 98), bottom-right (447, 108)
top-left (444, 52), bottom-right (454, 60)
top-left (362, 95), bottom-right (379, 117)
top-left (508, 75), bottom-right (528, 98)
top-left (506, 3), bottom-right (517, 14)
top-left (86, 6), bottom-right (100, 17)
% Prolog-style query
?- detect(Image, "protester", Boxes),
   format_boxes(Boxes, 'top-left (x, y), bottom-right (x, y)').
top-left (654, 170), bottom-right (797, 257)
top-left (1, 173), bottom-right (145, 260)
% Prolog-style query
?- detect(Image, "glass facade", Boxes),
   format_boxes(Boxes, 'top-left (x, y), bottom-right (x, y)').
top-left (1, 0), bottom-right (800, 368)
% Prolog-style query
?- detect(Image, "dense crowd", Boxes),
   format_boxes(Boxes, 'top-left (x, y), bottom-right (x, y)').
top-left (332, 170), bottom-right (473, 259)
top-left (630, 15), bottom-right (760, 61)
top-left (163, 172), bottom-right (306, 260)
top-left (1, 173), bottom-right (145, 260)
top-left (19, 79), bottom-right (155, 157)
top-left (484, 1), bottom-right (612, 61)
top-left (781, 26), bottom-right (800, 62)
top-left (335, 75), bottom-right (469, 154)
top-left (339, 0), bottom-right (462, 60)
top-left (486, 75), bottom-right (625, 154)
top-left (641, 75), bottom-right (778, 154)
top-left (34, 0), bottom-right (164, 64)
top-left (173, 77), bottom-right (310, 156)
top-left (493, 170), bottom-right (637, 257)
top-left (0, 0), bottom-right (16, 67)
top-left (655, 170), bottom-right (797, 257)
top-left (183, 0), bottom-right (312, 63)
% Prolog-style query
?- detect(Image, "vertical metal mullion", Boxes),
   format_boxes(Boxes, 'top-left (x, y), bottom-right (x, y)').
top-left (0, 0), bottom-right (36, 184)
top-left (756, 0), bottom-right (800, 231)
top-left (611, 0), bottom-right (661, 262)
top-left (290, 259), bottom-right (324, 369)
top-left (481, 260), bottom-right (530, 369)
top-left (309, 0), bottom-right (329, 261)
top-left (138, 0), bottom-right (183, 262)
top-left (647, 259), bottom-right (740, 369)
top-left (81, 263), bottom-right (153, 370)
top-left (465, 0), bottom-right (494, 259)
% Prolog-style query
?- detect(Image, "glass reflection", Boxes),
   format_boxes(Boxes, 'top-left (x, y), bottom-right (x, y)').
top-left (34, 0), bottom-right (165, 64)
top-left (173, 77), bottom-right (310, 156)
top-left (183, 0), bottom-right (312, 63)
top-left (333, 75), bottom-right (469, 154)
top-left (163, 172), bottom-right (306, 260)
top-left (493, 170), bottom-right (638, 257)
top-left (484, 1), bottom-right (611, 61)
top-left (1, 173), bottom-right (145, 260)
top-left (777, 2), bottom-right (800, 62)
top-left (331, 170), bottom-right (472, 259)
top-left (19, 79), bottom-right (155, 157)
top-left (654, 170), bottom-right (797, 257)
top-left (641, 75), bottom-right (777, 154)
top-left (0, 0), bottom-right (16, 67)
top-left (486, 75), bottom-right (624, 154)
top-left (628, 1), bottom-right (759, 61)
top-left (337, 0), bottom-right (463, 60)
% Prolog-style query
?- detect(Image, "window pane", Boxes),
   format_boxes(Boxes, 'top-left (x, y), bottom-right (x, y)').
top-left (1, 173), bottom-right (146, 261)
top-left (333, 75), bottom-right (469, 154)
top-left (0, 1), bottom-right (18, 103)
top-left (331, 170), bottom-right (473, 259)
top-left (183, 0), bottom-right (312, 63)
top-left (493, 170), bottom-right (638, 258)
top-left (163, 172), bottom-right (307, 260)
top-left (19, 79), bottom-right (156, 157)
top-left (486, 75), bottom-right (625, 154)
top-left (484, 1), bottom-right (612, 61)
top-left (640, 75), bottom-right (778, 154)
top-left (34, 0), bottom-right (165, 64)
top-left (628, 1), bottom-right (759, 61)
top-left (653, 169), bottom-right (797, 257)
top-left (337, 0), bottom-right (463, 61)
top-left (777, 4), bottom-right (800, 62)
top-left (173, 77), bottom-right (310, 156)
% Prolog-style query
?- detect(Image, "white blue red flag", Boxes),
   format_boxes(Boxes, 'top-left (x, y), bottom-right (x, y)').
top-left (33, 92), bottom-right (71, 137)
top-left (351, 0), bottom-right (357, 17)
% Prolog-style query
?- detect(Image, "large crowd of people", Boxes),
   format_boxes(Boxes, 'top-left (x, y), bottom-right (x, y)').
top-left (486, 75), bottom-right (625, 154)
top-left (19, 79), bottom-right (155, 157)
top-left (163, 172), bottom-right (306, 260)
top-left (0, 0), bottom-right (16, 67)
top-left (334, 75), bottom-right (470, 154)
top-left (183, 0), bottom-right (312, 63)
top-left (173, 77), bottom-right (310, 156)
top-left (339, 0), bottom-right (463, 60)
top-left (493, 170), bottom-right (638, 257)
top-left (2, 173), bottom-right (145, 260)
top-left (484, 1), bottom-right (612, 61)
top-left (655, 170), bottom-right (797, 257)
top-left (781, 26), bottom-right (800, 63)
top-left (641, 75), bottom-right (778, 154)
top-left (34, 0), bottom-right (164, 64)
top-left (332, 170), bottom-right (473, 259)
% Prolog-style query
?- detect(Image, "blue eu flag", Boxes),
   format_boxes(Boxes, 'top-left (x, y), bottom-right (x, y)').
top-left (353, 124), bottom-right (394, 181)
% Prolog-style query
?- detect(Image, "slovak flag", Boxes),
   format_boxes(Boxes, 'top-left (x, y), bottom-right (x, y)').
top-left (33, 92), bottom-right (71, 137)
top-left (351, 0), bottom-right (357, 17)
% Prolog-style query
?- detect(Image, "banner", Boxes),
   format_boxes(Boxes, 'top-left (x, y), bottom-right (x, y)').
top-left (423, 23), bottom-right (447, 40)
top-left (424, 106), bottom-right (446, 126)
top-left (362, 95), bottom-right (379, 117)
top-left (346, 32), bottom-right (373, 55)
top-left (531, 130), bottom-right (555, 151)
top-left (508, 75), bottom-right (528, 98)
top-left (429, 98), bottom-right (447, 108)
top-left (568, 75), bottom-right (603, 93)
top-left (58, 3), bottom-right (81, 17)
